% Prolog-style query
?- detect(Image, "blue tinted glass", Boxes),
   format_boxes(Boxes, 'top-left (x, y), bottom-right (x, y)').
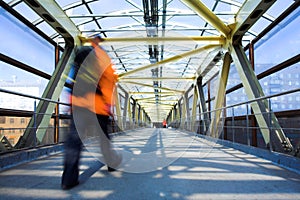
top-left (259, 62), bottom-right (300, 112)
top-left (0, 61), bottom-right (48, 111)
top-left (254, 7), bottom-right (300, 74)
top-left (226, 88), bottom-right (248, 116)
top-left (227, 63), bottom-right (241, 89)
top-left (203, 84), bottom-right (208, 101)
top-left (210, 75), bottom-right (218, 99)
top-left (0, 8), bottom-right (55, 74)
top-left (59, 87), bottom-right (71, 114)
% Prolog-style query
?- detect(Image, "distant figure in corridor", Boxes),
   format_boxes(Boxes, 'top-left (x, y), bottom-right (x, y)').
top-left (61, 35), bottom-right (121, 190)
top-left (162, 119), bottom-right (167, 128)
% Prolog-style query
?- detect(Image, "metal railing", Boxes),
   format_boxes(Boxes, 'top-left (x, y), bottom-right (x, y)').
top-left (1, 86), bottom-right (299, 157)
top-left (171, 87), bottom-right (300, 157)
top-left (0, 88), bottom-right (71, 152)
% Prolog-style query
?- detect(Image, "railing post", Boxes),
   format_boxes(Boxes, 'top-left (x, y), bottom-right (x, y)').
top-left (33, 100), bottom-right (37, 147)
top-left (246, 103), bottom-right (250, 146)
top-left (220, 108), bottom-right (225, 140)
top-left (213, 110), bottom-right (216, 138)
top-left (232, 107), bottom-right (235, 143)
top-left (268, 99), bottom-right (273, 152)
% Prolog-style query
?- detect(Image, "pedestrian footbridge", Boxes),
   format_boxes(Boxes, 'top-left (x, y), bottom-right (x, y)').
top-left (1, 1), bottom-right (300, 199)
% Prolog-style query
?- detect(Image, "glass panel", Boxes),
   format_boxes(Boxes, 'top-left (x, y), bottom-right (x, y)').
top-left (0, 116), bottom-right (31, 147)
top-left (226, 88), bottom-right (247, 116)
top-left (259, 62), bottom-right (300, 112)
top-left (250, 17), bottom-right (272, 38)
top-left (203, 84), bottom-right (208, 101)
top-left (93, 0), bottom-right (135, 11)
top-left (59, 118), bottom-right (72, 142)
top-left (98, 17), bottom-right (139, 30)
top-left (168, 15), bottom-right (205, 28)
top-left (254, 7), bottom-right (300, 74)
top-left (267, 0), bottom-right (294, 17)
top-left (209, 75), bottom-right (218, 99)
top-left (215, 2), bottom-right (237, 24)
top-left (59, 87), bottom-right (71, 115)
top-left (14, 2), bottom-right (40, 22)
top-left (0, 7), bottom-right (55, 74)
top-left (56, 0), bottom-right (77, 8)
top-left (0, 61), bottom-right (48, 111)
top-left (36, 21), bottom-right (57, 37)
top-left (41, 119), bottom-right (55, 145)
top-left (227, 63), bottom-right (241, 90)
top-left (188, 94), bottom-right (193, 116)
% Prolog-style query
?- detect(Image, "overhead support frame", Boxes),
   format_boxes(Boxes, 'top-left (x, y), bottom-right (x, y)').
top-left (119, 77), bottom-right (195, 81)
top-left (209, 52), bottom-right (231, 138)
top-left (120, 81), bottom-right (184, 93)
top-left (196, 77), bottom-right (210, 134)
top-left (119, 44), bottom-right (221, 78)
top-left (231, 44), bottom-right (293, 153)
top-left (101, 36), bottom-right (225, 44)
top-left (114, 87), bottom-right (123, 130)
top-left (231, 0), bottom-right (277, 44)
top-left (227, 0), bottom-right (293, 152)
top-left (180, 0), bottom-right (231, 37)
top-left (16, 0), bottom-right (81, 148)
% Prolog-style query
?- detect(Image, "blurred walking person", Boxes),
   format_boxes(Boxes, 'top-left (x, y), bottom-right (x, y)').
top-left (61, 35), bottom-right (121, 190)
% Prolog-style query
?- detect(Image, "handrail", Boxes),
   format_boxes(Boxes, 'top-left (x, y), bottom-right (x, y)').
top-left (203, 87), bottom-right (300, 114)
top-left (2, 83), bottom-right (299, 119)
top-left (0, 88), bottom-right (70, 106)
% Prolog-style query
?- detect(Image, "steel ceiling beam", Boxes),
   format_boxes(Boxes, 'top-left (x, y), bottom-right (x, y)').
top-left (80, 28), bottom-right (216, 32)
top-left (67, 11), bottom-right (234, 18)
top-left (100, 36), bottom-right (225, 44)
top-left (129, 92), bottom-right (182, 95)
top-left (23, 0), bottom-right (80, 43)
top-left (16, 0), bottom-right (80, 147)
top-left (232, 0), bottom-right (277, 44)
top-left (118, 44), bottom-right (221, 78)
top-left (119, 77), bottom-right (195, 81)
top-left (120, 81), bottom-right (183, 93)
top-left (180, 0), bottom-right (231, 37)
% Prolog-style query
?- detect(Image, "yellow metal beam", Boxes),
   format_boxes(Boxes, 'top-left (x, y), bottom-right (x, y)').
top-left (137, 98), bottom-right (179, 102)
top-left (19, 0), bottom-right (81, 147)
top-left (121, 81), bottom-right (184, 93)
top-left (119, 76), bottom-right (195, 81)
top-left (138, 100), bottom-right (178, 104)
top-left (24, 0), bottom-right (80, 43)
top-left (119, 44), bottom-right (220, 78)
top-left (142, 104), bottom-right (173, 108)
top-left (180, 0), bottom-right (231, 37)
top-left (130, 92), bottom-right (179, 95)
top-left (135, 94), bottom-right (178, 101)
top-left (209, 52), bottom-right (231, 137)
top-left (232, 0), bottom-right (276, 43)
top-left (98, 36), bottom-right (225, 45)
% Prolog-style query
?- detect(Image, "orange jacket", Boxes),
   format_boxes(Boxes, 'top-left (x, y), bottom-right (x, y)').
top-left (72, 44), bottom-right (118, 116)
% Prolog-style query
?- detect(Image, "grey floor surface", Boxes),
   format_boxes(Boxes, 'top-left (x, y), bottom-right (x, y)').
top-left (0, 128), bottom-right (299, 200)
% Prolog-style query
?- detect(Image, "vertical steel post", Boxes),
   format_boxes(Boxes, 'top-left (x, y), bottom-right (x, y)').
top-left (33, 100), bottom-right (37, 147)
top-left (268, 99), bottom-right (273, 152)
top-left (54, 45), bottom-right (60, 144)
top-left (232, 107), bottom-right (235, 143)
top-left (246, 103), bottom-right (250, 146)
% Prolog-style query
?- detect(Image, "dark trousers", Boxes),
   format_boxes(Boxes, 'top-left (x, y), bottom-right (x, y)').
top-left (61, 107), bottom-right (109, 186)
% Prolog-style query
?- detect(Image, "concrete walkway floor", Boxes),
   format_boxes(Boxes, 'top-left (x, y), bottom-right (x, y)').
top-left (0, 128), bottom-right (299, 200)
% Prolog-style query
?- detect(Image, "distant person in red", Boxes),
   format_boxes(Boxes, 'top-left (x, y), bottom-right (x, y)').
top-left (162, 119), bottom-right (167, 128)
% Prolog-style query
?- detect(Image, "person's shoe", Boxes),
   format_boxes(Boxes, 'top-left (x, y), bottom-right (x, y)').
top-left (107, 166), bottom-right (117, 172)
top-left (61, 181), bottom-right (79, 190)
